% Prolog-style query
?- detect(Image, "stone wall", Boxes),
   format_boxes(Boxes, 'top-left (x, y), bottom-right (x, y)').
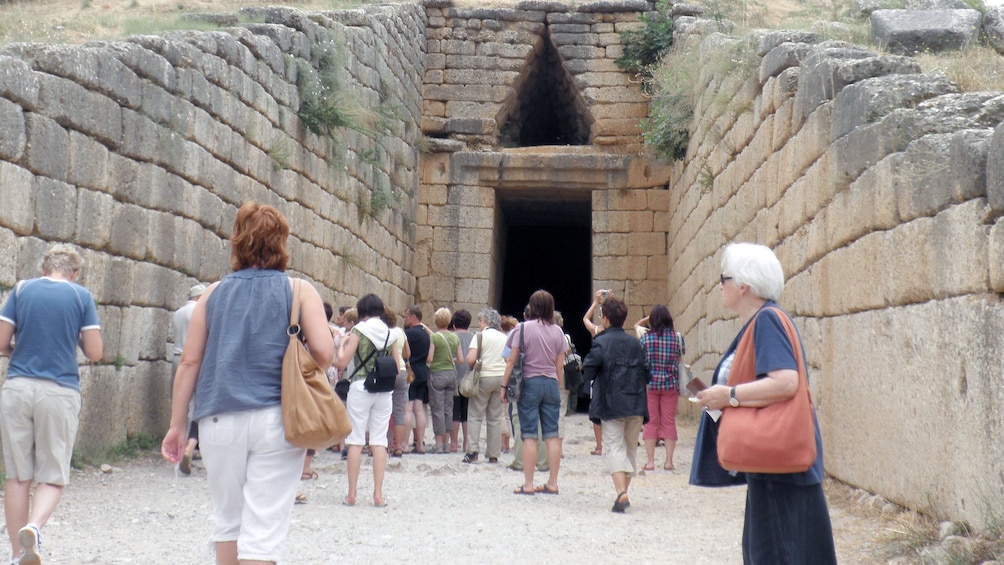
top-left (0, 5), bottom-right (426, 452)
top-left (667, 28), bottom-right (1004, 525)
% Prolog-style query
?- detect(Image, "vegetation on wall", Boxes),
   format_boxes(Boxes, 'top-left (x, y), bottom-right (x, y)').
top-left (615, 0), bottom-right (675, 78)
top-left (297, 42), bottom-right (404, 219)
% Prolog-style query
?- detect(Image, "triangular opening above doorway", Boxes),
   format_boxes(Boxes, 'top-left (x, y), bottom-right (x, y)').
top-left (498, 25), bottom-right (593, 147)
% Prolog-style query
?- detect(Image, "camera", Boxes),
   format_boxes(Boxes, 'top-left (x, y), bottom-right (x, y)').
top-left (600, 289), bottom-right (610, 298)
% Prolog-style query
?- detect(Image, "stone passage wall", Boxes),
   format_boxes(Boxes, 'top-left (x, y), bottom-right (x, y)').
top-left (0, 5), bottom-right (426, 452)
top-left (668, 29), bottom-right (1004, 525)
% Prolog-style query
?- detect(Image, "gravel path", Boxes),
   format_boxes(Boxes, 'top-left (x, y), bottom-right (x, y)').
top-left (1, 414), bottom-right (890, 564)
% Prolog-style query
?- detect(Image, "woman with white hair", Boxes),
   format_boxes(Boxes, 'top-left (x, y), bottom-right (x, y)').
top-left (462, 308), bottom-right (508, 464)
top-left (692, 243), bottom-right (836, 563)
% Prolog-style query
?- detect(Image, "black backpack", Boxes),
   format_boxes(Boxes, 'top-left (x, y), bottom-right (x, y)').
top-left (353, 333), bottom-right (397, 393)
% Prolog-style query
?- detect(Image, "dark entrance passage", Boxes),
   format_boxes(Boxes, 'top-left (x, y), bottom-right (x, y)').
top-left (497, 195), bottom-right (594, 378)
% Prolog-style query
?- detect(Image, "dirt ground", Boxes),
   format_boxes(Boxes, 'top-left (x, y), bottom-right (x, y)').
top-left (0, 414), bottom-right (897, 564)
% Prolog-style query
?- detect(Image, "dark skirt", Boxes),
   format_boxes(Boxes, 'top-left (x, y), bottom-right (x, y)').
top-left (742, 477), bottom-right (837, 565)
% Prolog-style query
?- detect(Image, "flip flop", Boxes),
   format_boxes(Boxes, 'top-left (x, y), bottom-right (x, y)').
top-left (294, 493), bottom-right (307, 505)
top-left (374, 499), bottom-right (388, 507)
top-left (301, 471), bottom-right (319, 480)
top-left (342, 497), bottom-right (355, 507)
top-left (642, 463), bottom-right (655, 471)
top-left (663, 464), bottom-right (676, 471)
top-left (590, 448), bottom-right (602, 456)
top-left (513, 485), bottom-right (535, 496)
top-left (535, 484), bottom-right (559, 495)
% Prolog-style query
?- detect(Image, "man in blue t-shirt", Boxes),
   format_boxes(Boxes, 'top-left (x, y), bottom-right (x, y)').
top-left (0, 243), bottom-right (103, 564)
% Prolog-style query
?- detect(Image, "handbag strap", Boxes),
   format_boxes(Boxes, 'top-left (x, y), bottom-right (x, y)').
top-left (476, 332), bottom-right (483, 362)
top-left (287, 279), bottom-right (302, 338)
top-left (729, 306), bottom-right (812, 404)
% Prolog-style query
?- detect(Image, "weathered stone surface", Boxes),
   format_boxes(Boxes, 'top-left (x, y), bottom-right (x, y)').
top-left (576, 0), bottom-right (649, 13)
top-left (756, 30), bottom-right (819, 56)
top-left (831, 72), bottom-right (958, 140)
top-left (871, 9), bottom-right (981, 55)
top-left (0, 97), bottom-right (26, 161)
top-left (24, 113), bottom-right (69, 180)
top-left (986, 121), bottom-right (1004, 217)
top-left (949, 129), bottom-right (993, 202)
top-left (880, 92), bottom-right (1004, 153)
top-left (795, 45), bottom-right (927, 121)
top-left (671, 4), bottom-right (705, 17)
top-left (517, 0), bottom-right (572, 12)
top-left (0, 56), bottom-right (40, 109)
top-left (758, 42), bottom-right (812, 85)
top-left (34, 177), bottom-right (77, 241)
top-left (37, 73), bottom-right (123, 148)
top-left (0, 162), bottom-right (34, 236)
top-left (984, 6), bottom-right (1004, 55)
top-left (895, 133), bottom-right (955, 221)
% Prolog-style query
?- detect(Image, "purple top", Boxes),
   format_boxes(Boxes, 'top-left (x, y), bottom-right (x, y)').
top-left (506, 320), bottom-right (567, 379)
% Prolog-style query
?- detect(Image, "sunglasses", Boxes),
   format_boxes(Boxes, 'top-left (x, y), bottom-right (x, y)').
top-left (720, 275), bottom-right (734, 285)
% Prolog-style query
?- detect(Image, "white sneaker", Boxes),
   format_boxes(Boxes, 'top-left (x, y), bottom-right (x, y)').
top-left (16, 524), bottom-right (40, 565)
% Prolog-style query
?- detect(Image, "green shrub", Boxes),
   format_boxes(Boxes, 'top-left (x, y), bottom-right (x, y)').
top-left (615, 0), bottom-right (674, 77)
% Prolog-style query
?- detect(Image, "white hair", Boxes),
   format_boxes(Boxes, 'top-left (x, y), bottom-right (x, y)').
top-left (722, 243), bottom-right (784, 301)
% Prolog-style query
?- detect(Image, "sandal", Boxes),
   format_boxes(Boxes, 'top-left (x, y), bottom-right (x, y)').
top-left (590, 447), bottom-right (602, 456)
top-left (301, 471), bottom-right (318, 480)
top-left (612, 491), bottom-right (630, 513)
top-left (664, 464), bottom-right (676, 471)
top-left (534, 484), bottom-right (559, 495)
top-left (391, 449), bottom-right (404, 458)
top-left (294, 493), bottom-right (308, 504)
top-left (513, 485), bottom-right (536, 496)
top-left (642, 463), bottom-right (655, 471)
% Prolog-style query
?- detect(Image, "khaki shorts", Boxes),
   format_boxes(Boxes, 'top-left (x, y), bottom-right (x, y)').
top-left (1, 377), bottom-right (81, 486)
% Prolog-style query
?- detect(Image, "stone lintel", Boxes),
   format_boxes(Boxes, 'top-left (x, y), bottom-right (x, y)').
top-left (450, 149), bottom-right (671, 190)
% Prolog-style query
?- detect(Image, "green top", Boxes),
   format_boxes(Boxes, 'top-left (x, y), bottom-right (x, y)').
top-left (350, 328), bottom-right (389, 383)
top-left (429, 331), bottom-right (460, 372)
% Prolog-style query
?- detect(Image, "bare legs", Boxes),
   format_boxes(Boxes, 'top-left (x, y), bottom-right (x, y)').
top-left (5, 480), bottom-right (63, 556)
top-left (519, 437), bottom-right (561, 492)
top-left (346, 444), bottom-right (388, 507)
top-left (644, 438), bottom-right (677, 470)
top-left (592, 423), bottom-right (603, 454)
top-left (213, 541), bottom-right (273, 565)
top-left (407, 400), bottom-right (426, 452)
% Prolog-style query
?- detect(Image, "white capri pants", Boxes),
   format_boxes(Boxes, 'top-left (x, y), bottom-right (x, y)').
top-left (346, 380), bottom-right (393, 447)
top-left (199, 405), bottom-right (305, 562)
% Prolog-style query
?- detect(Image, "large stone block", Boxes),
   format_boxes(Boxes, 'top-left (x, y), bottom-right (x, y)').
top-left (37, 73), bottom-right (124, 148)
top-left (831, 72), bottom-right (958, 141)
top-left (593, 210), bottom-right (653, 232)
top-left (75, 189), bottom-right (115, 249)
top-left (0, 56), bottom-right (40, 109)
top-left (33, 177), bottom-right (76, 241)
top-left (871, 9), bottom-right (981, 55)
top-left (930, 200), bottom-right (988, 297)
top-left (24, 113), bottom-right (69, 180)
top-left (758, 42), bottom-right (812, 85)
top-left (109, 203), bottom-right (150, 261)
top-left (67, 130), bottom-right (109, 190)
top-left (895, 133), bottom-right (954, 222)
top-left (0, 162), bottom-right (34, 236)
top-left (0, 97), bottom-right (25, 161)
top-left (985, 6), bottom-right (1004, 55)
top-left (628, 232), bottom-right (667, 256)
top-left (987, 121), bottom-right (1004, 217)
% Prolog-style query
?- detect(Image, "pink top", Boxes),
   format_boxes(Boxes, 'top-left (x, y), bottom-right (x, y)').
top-left (506, 320), bottom-right (567, 379)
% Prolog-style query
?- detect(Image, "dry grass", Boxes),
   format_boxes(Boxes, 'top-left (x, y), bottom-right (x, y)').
top-left (0, 0), bottom-right (375, 44)
top-left (914, 45), bottom-right (1004, 93)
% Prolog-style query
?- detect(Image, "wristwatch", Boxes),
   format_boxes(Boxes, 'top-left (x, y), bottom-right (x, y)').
top-left (729, 387), bottom-right (740, 407)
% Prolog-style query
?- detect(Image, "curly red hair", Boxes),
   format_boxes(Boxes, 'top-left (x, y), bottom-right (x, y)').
top-left (229, 202), bottom-right (289, 272)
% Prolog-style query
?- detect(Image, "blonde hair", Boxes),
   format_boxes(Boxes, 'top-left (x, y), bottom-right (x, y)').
top-left (41, 244), bottom-right (84, 277)
top-left (433, 307), bottom-right (452, 329)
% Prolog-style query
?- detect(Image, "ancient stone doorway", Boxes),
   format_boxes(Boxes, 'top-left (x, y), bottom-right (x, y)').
top-left (496, 195), bottom-right (593, 356)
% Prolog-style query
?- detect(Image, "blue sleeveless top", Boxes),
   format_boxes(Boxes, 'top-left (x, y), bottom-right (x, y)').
top-left (192, 269), bottom-right (291, 421)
